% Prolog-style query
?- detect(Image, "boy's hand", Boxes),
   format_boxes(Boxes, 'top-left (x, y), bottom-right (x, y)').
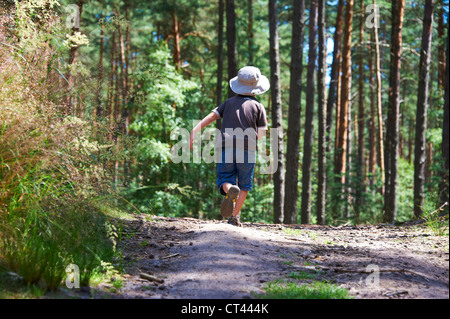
top-left (189, 111), bottom-right (218, 151)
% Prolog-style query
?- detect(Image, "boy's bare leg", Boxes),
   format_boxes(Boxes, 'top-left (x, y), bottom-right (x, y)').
top-left (222, 182), bottom-right (232, 194)
top-left (233, 190), bottom-right (248, 217)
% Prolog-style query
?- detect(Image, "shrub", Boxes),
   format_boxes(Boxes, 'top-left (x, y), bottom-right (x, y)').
top-left (0, 2), bottom-right (118, 291)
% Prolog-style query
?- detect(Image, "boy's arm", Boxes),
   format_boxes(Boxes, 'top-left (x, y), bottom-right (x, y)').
top-left (257, 129), bottom-right (265, 140)
top-left (190, 111), bottom-right (220, 150)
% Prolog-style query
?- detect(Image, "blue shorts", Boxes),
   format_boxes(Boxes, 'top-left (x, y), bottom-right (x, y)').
top-left (216, 149), bottom-right (256, 195)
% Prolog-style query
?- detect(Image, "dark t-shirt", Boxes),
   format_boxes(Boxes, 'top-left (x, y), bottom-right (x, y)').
top-left (213, 95), bottom-right (268, 151)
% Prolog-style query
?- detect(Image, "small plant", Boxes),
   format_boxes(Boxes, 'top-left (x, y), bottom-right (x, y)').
top-left (423, 203), bottom-right (449, 236)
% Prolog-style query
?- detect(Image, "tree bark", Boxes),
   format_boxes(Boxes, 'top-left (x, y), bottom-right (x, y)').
top-left (384, 0), bottom-right (405, 223)
top-left (284, 0), bottom-right (305, 225)
top-left (269, 0), bottom-right (285, 224)
top-left (316, 0), bottom-right (327, 225)
top-left (226, 0), bottom-right (238, 98)
top-left (301, 0), bottom-right (318, 225)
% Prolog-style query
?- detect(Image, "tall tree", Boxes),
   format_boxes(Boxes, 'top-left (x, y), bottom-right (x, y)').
top-left (414, 0), bottom-right (434, 219)
top-left (316, 0), bottom-right (327, 225)
top-left (226, 0), bottom-right (238, 98)
top-left (269, 0), bottom-right (285, 224)
top-left (334, 0), bottom-right (354, 209)
top-left (384, 0), bottom-right (405, 223)
top-left (284, 0), bottom-right (305, 225)
top-left (301, 0), bottom-right (318, 225)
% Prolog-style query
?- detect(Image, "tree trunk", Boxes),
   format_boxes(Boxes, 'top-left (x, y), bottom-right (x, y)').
top-left (95, 22), bottom-right (104, 125)
top-left (440, 21), bottom-right (449, 205)
top-left (67, 0), bottom-right (84, 116)
top-left (316, 0), bottom-right (327, 225)
top-left (125, 3), bottom-right (132, 130)
top-left (355, 0), bottom-right (365, 222)
top-left (109, 30), bottom-right (117, 142)
top-left (248, 0), bottom-right (254, 65)
top-left (172, 12), bottom-right (181, 70)
top-left (326, 0), bottom-right (345, 154)
top-left (269, 0), bottom-right (285, 224)
top-left (368, 30), bottom-right (376, 186)
top-left (414, 0), bottom-right (434, 219)
top-left (284, 0), bottom-right (305, 225)
top-left (384, 0), bottom-right (405, 223)
top-left (216, 0), bottom-right (225, 130)
top-left (301, 0), bottom-right (318, 225)
top-left (226, 0), bottom-right (238, 98)
top-left (373, 0), bottom-right (384, 190)
top-left (334, 0), bottom-right (353, 192)
top-left (117, 11), bottom-right (128, 135)
top-left (437, 1), bottom-right (446, 92)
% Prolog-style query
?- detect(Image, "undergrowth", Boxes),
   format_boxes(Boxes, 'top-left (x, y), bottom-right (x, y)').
top-left (0, 1), bottom-right (125, 294)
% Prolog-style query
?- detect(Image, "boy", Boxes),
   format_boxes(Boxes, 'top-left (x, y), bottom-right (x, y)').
top-left (189, 66), bottom-right (270, 227)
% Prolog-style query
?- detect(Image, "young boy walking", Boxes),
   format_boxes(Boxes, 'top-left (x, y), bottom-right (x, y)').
top-left (189, 66), bottom-right (270, 227)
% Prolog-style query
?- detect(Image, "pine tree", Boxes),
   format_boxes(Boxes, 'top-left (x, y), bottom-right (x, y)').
top-left (316, 0), bottom-right (327, 225)
top-left (384, 0), bottom-right (405, 223)
top-left (284, 0), bottom-right (305, 225)
top-left (226, 0), bottom-right (237, 98)
top-left (301, 0), bottom-right (318, 225)
top-left (269, 0), bottom-right (285, 223)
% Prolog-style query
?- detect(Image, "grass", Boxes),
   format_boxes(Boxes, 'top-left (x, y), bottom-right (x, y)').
top-left (289, 270), bottom-right (325, 280)
top-left (423, 206), bottom-right (449, 236)
top-left (257, 280), bottom-right (353, 299)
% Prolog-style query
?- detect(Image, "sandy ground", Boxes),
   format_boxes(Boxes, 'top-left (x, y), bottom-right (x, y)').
top-left (92, 215), bottom-right (448, 299)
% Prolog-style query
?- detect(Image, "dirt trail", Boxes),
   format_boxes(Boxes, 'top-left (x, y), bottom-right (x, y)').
top-left (96, 216), bottom-right (449, 299)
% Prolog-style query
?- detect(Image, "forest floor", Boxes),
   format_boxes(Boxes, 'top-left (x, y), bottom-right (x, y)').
top-left (74, 215), bottom-right (448, 299)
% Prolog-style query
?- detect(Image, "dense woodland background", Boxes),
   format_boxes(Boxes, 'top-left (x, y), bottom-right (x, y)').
top-left (0, 0), bottom-right (448, 290)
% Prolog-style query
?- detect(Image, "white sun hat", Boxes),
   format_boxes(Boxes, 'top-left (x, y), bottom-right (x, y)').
top-left (229, 66), bottom-right (270, 96)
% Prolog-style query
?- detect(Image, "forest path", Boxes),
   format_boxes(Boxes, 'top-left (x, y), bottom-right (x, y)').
top-left (97, 215), bottom-right (448, 299)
